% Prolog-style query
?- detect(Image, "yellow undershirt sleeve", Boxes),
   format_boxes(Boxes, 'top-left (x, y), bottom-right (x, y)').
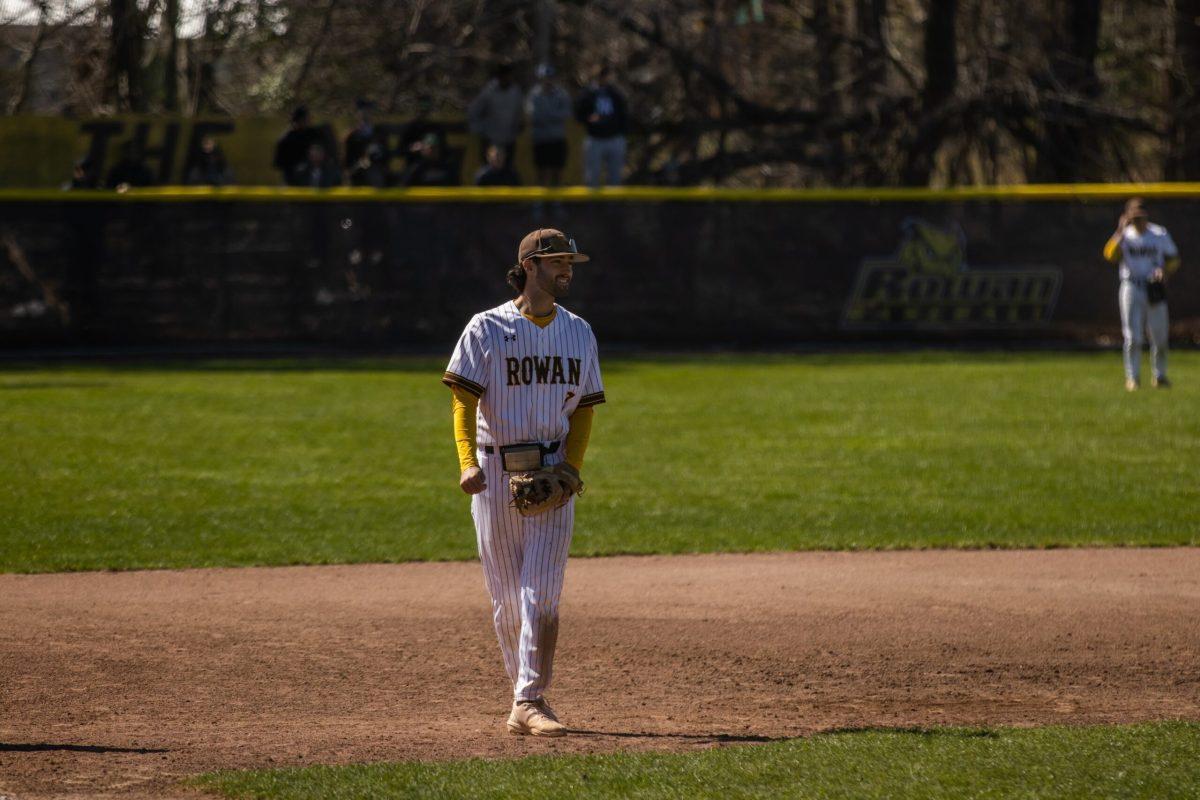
top-left (1103, 235), bottom-right (1122, 264)
top-left (450, 385), bottom-right (480, 473)
top-left (563, 405), bottom-right (593, 472)
top-left (1166, 256), bottom-right (1181, 276)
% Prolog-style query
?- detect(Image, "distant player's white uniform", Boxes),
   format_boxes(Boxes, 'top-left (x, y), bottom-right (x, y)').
top-left (443, 301), bottom-right (605, 702)
top-left (1114, 223), bottom-right (1177, 383)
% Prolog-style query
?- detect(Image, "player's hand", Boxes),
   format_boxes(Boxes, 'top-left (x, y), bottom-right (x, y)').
top-left (460, 466), bottom-right (487, 495)
top-left (1152, 267), bottom-right (1165, 282)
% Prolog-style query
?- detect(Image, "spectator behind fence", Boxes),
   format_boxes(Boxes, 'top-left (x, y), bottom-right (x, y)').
top-left (474, 144), bottom-right (522, 187)
top-left (292, 141), bottom-right (342, 188)
top-left (575, 65), bottom-right (628, 188)
top-left (345, 98), bottom-right (390, 187)
top-left (274, 106), bottom-right (315, 186)
top-left (63, 156), bottom-right (99, 190)
top-left (185, 134), bottom-right (233, 186)
top-left (467, 62), bottom-right (523, 164)
top-left (526, 63), bottom-right (571, 187)
top-left (399, 133), bottom-right (458, 187)
top-left (399, 95), bottom-right (447, 173)
top-left (105, 141), bottom-right (155, 190)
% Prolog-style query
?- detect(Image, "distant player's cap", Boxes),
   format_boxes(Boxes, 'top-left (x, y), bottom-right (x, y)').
top-left (1124, 198), bottom-right (1148, 219)
top-left (517, 229), bottom-right (590, 264)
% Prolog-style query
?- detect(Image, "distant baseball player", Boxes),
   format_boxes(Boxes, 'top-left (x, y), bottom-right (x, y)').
top-left (1103, 198), bottom-right (1180, 390)
top-left (442, 228), bottom-right (604, 737)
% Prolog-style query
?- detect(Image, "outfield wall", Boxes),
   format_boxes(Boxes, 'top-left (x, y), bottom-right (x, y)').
top-left (0, 185), bottom-right (1197, 348)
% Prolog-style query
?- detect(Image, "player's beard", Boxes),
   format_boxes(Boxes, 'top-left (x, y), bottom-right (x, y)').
top-left (536, 265), bottom-right (570, 299)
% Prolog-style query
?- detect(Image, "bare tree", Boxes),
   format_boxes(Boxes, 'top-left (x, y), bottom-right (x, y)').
top-left (0, 0), bottom-right (1181, 185)
top-left (1168, 0), bottom-right (1200, 178)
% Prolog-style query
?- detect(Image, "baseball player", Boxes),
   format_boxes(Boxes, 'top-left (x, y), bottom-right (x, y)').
top-left (442, 228), bottom-right (605, 737)
top-left (1103, 198), bottom-right (1181, 390)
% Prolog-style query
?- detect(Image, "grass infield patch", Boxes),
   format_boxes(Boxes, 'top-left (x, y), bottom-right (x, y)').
top-left (196, 722), bottom-right (1200, 799)
top-left (1, 352), bottom-right (1197, 572)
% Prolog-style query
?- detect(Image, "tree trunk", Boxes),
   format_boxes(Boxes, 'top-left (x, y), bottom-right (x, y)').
top-left (107, 0), bottom-right (144, 112)
top-left (164, 0), bottom-right (180, 112)
top-left (903, 0), bottom-right (957, 184)
top-left (291, 0), bottom-right (340, 106)
top-left (923, 0), bottom-right (957, 109)
top-left (812, 0), bottom-right (841, 116)
top-left (854, 0), bottom-right (888, 98)
top-left (1035, 0), bottom-right (1103, 181)
top-left (1168, 0), bottom-right (1200, 178)
top-left (7, 1), bottom-right (50, 114)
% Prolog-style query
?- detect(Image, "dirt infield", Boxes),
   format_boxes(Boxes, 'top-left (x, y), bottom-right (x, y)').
top-left (2, 549), bottom-right (1199, 800)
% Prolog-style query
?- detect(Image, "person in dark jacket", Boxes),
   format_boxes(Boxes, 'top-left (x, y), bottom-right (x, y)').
top-left (274, 106), bottom-right (315, 186)
top-left (105, 141), bottom-right (155, 189)
top-left (398, 95), bottom-right (447, 172)
top-left (185, 134), bottom-right (234, 186)
top-left (291, 142), bottom-right (342, 188)
top-left (474, 144), bottom-right (522, 186)
top-left (344, 98), bottom-right (390, 187)
top-left (399, 133), bottom-right (458, 187)
top-left (63, 157), bottom-right (99, 190)
top-left (574, 65), bottom-right (628, 188)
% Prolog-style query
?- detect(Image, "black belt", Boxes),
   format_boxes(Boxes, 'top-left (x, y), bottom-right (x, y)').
top-left (482, 441), bottom-right (560, 455)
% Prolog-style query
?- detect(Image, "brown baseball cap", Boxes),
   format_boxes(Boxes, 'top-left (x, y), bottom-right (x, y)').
top-left (516, 228), bottom-right (590, 264)
top-left (1124, 198), bottom-right (1149, 218)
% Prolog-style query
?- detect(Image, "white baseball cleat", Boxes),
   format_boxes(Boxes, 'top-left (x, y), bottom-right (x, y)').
top-left (507, 699), bottom-right (566, 737)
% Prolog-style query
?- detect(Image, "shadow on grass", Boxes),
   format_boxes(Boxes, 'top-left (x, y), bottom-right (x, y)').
top-left (568, 726), bottom-right (999, 746)
top-left (0, 356), bottom-right (445, 374)
top-left (568, 729), bottom-right (783, 743)
top-left (817, 726), bottom-right (1000, 739)
top-left (0, 347), bottom-right (1139, 374)
top-left (0, 380), bottom-right (114, 390)
top-left (0, 741), bottom-right (169, 754)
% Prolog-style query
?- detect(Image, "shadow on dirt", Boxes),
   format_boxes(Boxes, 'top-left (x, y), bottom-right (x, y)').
top-left (0, 742), bottom-right (169, 754)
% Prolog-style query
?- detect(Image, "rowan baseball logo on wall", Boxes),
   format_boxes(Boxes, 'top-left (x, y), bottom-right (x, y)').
top-left (841, 219), bottom-right (1062, 329)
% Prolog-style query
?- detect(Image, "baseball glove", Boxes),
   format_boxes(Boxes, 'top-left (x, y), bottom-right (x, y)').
top-left (509, 463), bottom-right (584, 517)
top-left (1148, 278), bottom-right (1167, 304)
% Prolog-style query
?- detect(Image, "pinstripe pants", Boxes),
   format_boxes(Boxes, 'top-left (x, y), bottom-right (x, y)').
top-left (1119, 281), bottom-right (1169, 382)
top-left (472, 450), bottom-right (574, 703)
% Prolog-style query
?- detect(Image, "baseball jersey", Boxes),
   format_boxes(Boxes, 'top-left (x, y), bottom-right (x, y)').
top-left (1116, 223), bottom-right (1178, 281)
top-left (443, 301), bottom-right (605, 447)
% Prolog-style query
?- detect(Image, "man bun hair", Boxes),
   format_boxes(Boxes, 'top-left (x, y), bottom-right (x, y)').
top-left (506, 261), bottom-right (528, 294)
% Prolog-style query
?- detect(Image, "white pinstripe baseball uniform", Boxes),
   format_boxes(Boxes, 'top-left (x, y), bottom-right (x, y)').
top-left (443, 300), bottom-right (605, 702)
top-left (1113, 223), bottom-right (1177, 383)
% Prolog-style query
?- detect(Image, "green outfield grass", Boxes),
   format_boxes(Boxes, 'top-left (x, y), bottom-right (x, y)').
top-left (196, 722), bottom-right (1200, 799)
top-left (0, 351), bottom-right (1196, 572)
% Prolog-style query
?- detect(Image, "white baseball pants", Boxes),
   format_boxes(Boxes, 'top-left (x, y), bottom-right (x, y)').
top-left (471, 450), bottom-right (574, 703)
top-left (1119, 281), bottom-right (1169, 383)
